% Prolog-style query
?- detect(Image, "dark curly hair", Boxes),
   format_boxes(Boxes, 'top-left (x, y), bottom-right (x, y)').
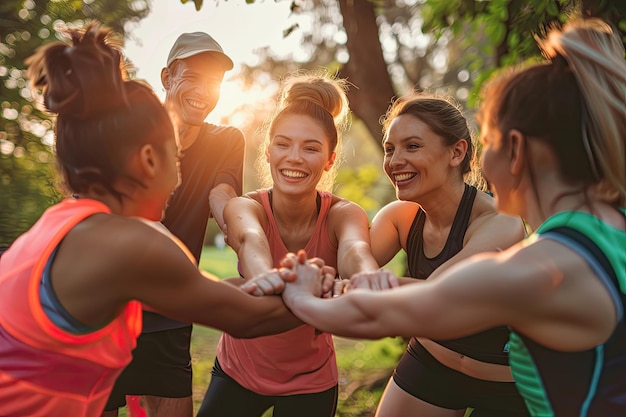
top-left (25, 22), bottom-right (175, 201)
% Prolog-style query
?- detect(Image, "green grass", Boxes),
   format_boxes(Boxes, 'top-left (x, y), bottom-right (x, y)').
top-left (198, 245), bottom-right (240, 278)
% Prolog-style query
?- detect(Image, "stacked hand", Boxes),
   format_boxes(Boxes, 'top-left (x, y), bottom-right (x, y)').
top-left (348, 270), bottom-right (399, 291)
top-left (240, 250), bottom-right (336, 298)
top-left (280, 250), bottom-right (335, 306)
top-left (240, 269), bottom-right (286, 296)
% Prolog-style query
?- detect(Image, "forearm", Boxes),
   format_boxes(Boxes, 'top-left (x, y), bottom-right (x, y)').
top-left (284, 290), bottom-right (387, 339)
top-left (221, 277), bottom-right (304, 335)
top-left (182, 281), bottom-right (303, 338)
top-left (238, 241), bottom-right (274, 280)
top-left (338, 242), bottom-right (380, 278)
top-left (230, 296), bottom-right (303, 338)
top-left (210, 183), bottom-right (238, 232)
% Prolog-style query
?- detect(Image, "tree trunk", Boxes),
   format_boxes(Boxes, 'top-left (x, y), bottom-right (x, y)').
top-left (338, 0), bottom-right (396, 144)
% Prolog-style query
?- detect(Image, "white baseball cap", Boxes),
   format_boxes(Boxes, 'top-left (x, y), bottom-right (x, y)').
top-left (166, 32), bottom-right (233, 70)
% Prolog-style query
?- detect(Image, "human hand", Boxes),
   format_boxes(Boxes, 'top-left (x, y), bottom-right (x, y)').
top-left (348, 269), bottom-right (399, 291)
top-left (280, 250), bottom-right (330, 305)
top-left (280, 250), bottom-right (336, 297)
top-left (331, 279), bottom-right (349, 297)
top-left (240, 269), bottom-right (285, 296)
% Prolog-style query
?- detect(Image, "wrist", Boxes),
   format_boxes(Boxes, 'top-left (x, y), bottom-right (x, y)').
top-left (282, 285), bottom-right (308, 310)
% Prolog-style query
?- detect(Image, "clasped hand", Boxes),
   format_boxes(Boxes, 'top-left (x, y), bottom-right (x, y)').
top-left (240, 250), bottom-right (335, 298)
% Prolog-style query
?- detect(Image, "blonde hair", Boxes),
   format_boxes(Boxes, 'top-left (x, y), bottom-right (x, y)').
top-left (540, 18), bottom-right (626, 205)
top-left (481, 18), bottom-right (625, 206)
top-left (256, 70), bottom-right (351, 192)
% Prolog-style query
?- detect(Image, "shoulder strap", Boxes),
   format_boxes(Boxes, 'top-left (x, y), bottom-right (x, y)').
top-left (542, 227), bottom-right (623, 321)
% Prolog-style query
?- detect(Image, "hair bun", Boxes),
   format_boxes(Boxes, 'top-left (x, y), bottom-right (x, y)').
top-left (278, 73), bottom-right (350, 134)
top-left (26, 23), bottom-right (128, 119)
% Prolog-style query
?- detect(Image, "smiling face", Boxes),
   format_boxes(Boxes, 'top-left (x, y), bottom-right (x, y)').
top-left (383, 114), bottom-right (461, 202)
top-left (162, 53), bottom-right (225, 127)
top-left (266, 114), bottom-right (335, 195)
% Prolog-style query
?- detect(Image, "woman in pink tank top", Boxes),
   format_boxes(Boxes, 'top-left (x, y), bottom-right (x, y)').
top-left (196, 72), bottom-right (384, 417)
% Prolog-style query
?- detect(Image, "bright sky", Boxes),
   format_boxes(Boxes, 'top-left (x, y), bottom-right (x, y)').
top-left (124, 0), bottom-right (311, 121)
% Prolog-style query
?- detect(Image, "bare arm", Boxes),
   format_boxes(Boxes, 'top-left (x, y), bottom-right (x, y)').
top-left (368, 200), bottom-right (418, 266)
top-left (223, 195), bottom-right (274, 280)
top-left (281, 250), bottom-right (517, 340)
top-left (54, 216), bottom-right (301, 339)
top-left (210, 127), bottom-right (245, 234)
top-left (282, 238), bottom-right (618, 351)
top-left (428, 211), bottom-right (525, 280)
top-left (210, 183), bottom-right (239, 234)
top-left (329, 199), bottom-right (380, 278)
top-left (137, 242), bottom-right (302, 338)
top-left (351, 201), bottom-right (524, 289)
top-left (350, 201), bottom-right (417, 289)
top-left (224, 194), bottom-right (335, 297)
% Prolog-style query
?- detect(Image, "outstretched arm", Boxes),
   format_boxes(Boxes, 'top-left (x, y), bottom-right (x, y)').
top-left (280, 249), bottom-right (522, 340)
top-left (55, 216), bottom-right (302, 339)
top-left (210, 127), bottom-right (245, 234)
top-left (223, 195), bottom-right (274, 280)
top-left (368, 200), bottom-right (417, 266)
top-left (349, 201), bottom-right (417, 290)
top-left (329, 199), bottom-right (381, 278)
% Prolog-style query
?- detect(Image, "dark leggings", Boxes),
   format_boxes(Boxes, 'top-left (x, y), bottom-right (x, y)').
top-left (393, 340), bottom-right (529, 416)
top-left (197, 358), bottom-right (338, 417)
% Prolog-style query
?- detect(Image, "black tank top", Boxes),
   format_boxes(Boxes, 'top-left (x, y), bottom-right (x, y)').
top-left (405, 184), bottom-right (511, 365)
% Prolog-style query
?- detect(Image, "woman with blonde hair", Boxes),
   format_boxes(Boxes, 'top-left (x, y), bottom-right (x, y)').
top-left (196, 71), bottom-right (381, 417)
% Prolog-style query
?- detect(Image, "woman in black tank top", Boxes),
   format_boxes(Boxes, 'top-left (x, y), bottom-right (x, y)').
top-left (278, 20), bottom-right (626, 417)
top-left (354, 94), bottom-right (528, 417)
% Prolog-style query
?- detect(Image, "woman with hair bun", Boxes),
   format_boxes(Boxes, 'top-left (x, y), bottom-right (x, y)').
top-left (0, 24), bottom-right (319, 417)
top-left (196, 72), bottom-right (382, 417)
top-left (278, 18), bottom-right (626, 416)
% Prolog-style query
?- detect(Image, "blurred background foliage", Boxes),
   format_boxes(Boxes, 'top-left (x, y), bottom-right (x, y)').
top-left (0, 0), bottom-right (150, 246)
top-left (1, 0), bottom-right (625, 247)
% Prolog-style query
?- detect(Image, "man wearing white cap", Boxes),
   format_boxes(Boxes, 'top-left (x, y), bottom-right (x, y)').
top-left (102, 32), bottom-right (245, 417)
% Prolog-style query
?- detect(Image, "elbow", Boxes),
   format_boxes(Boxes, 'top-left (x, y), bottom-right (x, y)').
top-left (229, 229), bottom-right (267, 255)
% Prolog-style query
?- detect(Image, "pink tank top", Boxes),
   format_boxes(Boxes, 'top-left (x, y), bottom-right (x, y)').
top-left (217, 189), bottom-right (339, 395)
top-left (0, 199), bottom-right (142, 417)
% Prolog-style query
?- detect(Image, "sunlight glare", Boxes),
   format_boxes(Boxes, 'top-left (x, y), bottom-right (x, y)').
top-left (124, 1), bottom-right (307, 121)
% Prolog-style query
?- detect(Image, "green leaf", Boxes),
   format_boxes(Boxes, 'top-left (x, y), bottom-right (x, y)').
top-left (485, 21), bottom-right (506, 44)
top-left (507, 31), bottom-right (520, 49)
top-left (546, 2), bottom-right (559, 17)
top-left (487, 0), bottom-right (508, 21)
